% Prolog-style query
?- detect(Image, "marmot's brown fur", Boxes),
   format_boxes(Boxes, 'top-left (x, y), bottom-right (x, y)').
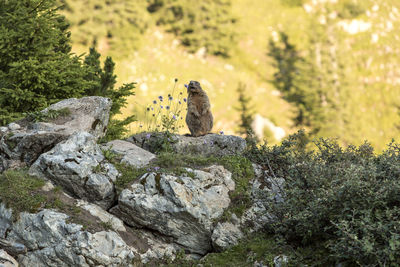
top-left (185, 80), bottom-right (213, 137)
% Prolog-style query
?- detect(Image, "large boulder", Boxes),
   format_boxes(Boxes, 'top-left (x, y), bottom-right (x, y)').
top-left (111, 165), bottom-right (235, 255)
top-left (6, 210), bottom-right (136, 267)
top-left (101, 140), bottom-right (156, 168)
top-left (29, 132), bottom-right (118, 209)
top-left (127, 132), bottom-right (246, 157)
top-left (0, 97), bottom-right (111, 173)
top-left (0, 249), bottom-right (18, 267)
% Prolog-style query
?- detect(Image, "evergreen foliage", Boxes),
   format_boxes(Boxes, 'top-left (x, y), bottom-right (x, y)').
top-left (147, 0), bottom-right (237, 57)
top-left (235, 83), bottom-right (254, 138)
top-left (0, 0), bottom-right (93, 125)
top-left (83, 46), bottom-right (136, 141)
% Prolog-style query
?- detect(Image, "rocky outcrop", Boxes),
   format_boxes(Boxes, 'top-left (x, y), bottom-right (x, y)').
top-left (240, 164), bottom-right (284, 232)
top-left (211, 222), bottom-right (243, 252)
top-left (29, 132), bottom-right (118, 209)
top-left (0, 97), bottom-right (111, 173)
top-left (0, 249), bottom-right (18, 267)
top-left (6, 210), bottom-right (136, 267)
top-left (111, 165), bottom-right (235, 255)
top-left (127, 132), bottom-right (246, 157)
top-left (102, 140), bottom-right (156, 168)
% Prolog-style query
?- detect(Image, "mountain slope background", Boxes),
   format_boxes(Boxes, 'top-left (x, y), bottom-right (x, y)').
top-left (59, 0), bottom-right (400, 151)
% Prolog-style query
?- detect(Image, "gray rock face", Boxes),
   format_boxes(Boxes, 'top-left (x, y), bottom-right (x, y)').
top-left (102, 140), bottom-right (156, 168)
top-left (127, 132), bottom-right (246, 157)
top-left (0, 204), bottom-right (12, 239)
top-left (211, 222), bottom-right (243, 252)
top-left (0, 97), bottom-right (111, 173)
top-left (240, 164), bottom-right (284, 233)
top-left (6, 210), bottom-right (135, 267)
top-left (0, 249), bottom-right (18, 267)
top-left (39, 96), bottom-right (112, 139)
top-left (112, 165), bottom-right (234, 255)
top-left (29, 132), bottom-right (118, 209)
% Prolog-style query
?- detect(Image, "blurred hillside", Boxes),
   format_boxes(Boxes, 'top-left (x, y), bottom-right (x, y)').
top-left (59, 0), bottom-right (400, 150)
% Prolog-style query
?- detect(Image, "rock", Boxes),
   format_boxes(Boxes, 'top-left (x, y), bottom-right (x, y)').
top-left (273, 255), bottom-right (289, 267)
top-left (38, 96), bottom-right (111, 140)
top-left (251, 114), bottom-right (285, 142)
top-left (7, 124), bottom-right (20, 131)
top-left (127, 132), bottom-right (246, 157)
top-left (112, 165), bottom-right (234, 255)
top-left (0, 204), bottom-right (12, 238)
top-left (211, 222), bottom-right (243, 252)
top-left (0, 249), bottom-right (18, 267)
top-left (7, 210), bottom-right (136, 267)
top-left (76, 200), bottom-right (126, 232)
top-left (102, 140), bottom-right (156, 168)
top-left (29, 132), bottom-right (118, 209)
top-left (0, 97), bottom-right (111, 173)
top-left (240, 164), bottom-right (284, 233)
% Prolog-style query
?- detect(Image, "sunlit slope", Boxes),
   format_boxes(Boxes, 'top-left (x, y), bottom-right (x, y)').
top-left (61, 0), bottom-right (400, 150)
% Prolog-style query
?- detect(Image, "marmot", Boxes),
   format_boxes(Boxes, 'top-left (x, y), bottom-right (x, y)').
top-left (185, 80), bottom-right (213, 137)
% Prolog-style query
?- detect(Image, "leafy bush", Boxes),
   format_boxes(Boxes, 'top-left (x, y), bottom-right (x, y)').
top-left (246, 131), bottom-right (400, 265)
top-left (147, 0), bottom-right (237, 57)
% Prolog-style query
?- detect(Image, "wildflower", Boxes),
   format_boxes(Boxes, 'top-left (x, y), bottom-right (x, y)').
top-left (183, 98), bottom-right (187, 102)
top-left (153, 100), bottom-right (157, 104)
top-left (219, 131), bottom-right (224, 135)
top-left (160, 105), bottom-right (163, 109)
top-left (169, 96), bottom-right (173, 101)
top-left (166, 106), bottom-right (170, 110)
top-left (178, 101), bottom-right (182, 105)
top-left (151, 107), bottom-right (154, 111)
top-left (173, 115), bottom-right (177, 120)
top-left (154, 166), bottom-right (160, 171)
top-left (146, 133), bottom-right (151, 139)
top-left (203, 140), bottom-right (207, 144)
top-left (184, 84), bottom-right (188, 88)
top-left (158, 96), bottom-right (163, 102)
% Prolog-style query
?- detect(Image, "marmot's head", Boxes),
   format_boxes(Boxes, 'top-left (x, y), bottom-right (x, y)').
top-left (187, 80), bottom-right (203, 94)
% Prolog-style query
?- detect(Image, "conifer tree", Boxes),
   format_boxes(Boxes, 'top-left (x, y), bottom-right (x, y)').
top-left (0, 0), bottom-right (93, 125)
top-left (235, 83), bottom-right (254, 138)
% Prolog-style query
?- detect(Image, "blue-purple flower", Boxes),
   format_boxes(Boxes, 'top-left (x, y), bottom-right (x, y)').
top-left (166, 105), bottom-right (170, 110)
top-left (160, 105), bottom-right (164, 109)
top-left (169, 96), bottom-right (173, 101)
top-left (184, 84), bottom-right (188, 88)
top-left (146, 133), bottom-right (151, 139)
top-left (158, 96), bottom-right (163, 102)
top-left (178, 101), bottom-right (182, 105)
top-left (183, 98), bottom-right (187, 102)
top-left (219, 131), bottom-right (224, 135)
top-left (173, 115), bottom-right (177, 120)
top-left (154, 166), bottom-right (160, 171)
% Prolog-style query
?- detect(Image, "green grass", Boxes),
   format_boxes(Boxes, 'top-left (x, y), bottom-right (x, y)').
top-left (0, 169), bottom-right (46, 218)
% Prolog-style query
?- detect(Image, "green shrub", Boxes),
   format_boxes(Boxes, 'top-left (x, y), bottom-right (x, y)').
top-left (246, 131), bottom-right (400, 265)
